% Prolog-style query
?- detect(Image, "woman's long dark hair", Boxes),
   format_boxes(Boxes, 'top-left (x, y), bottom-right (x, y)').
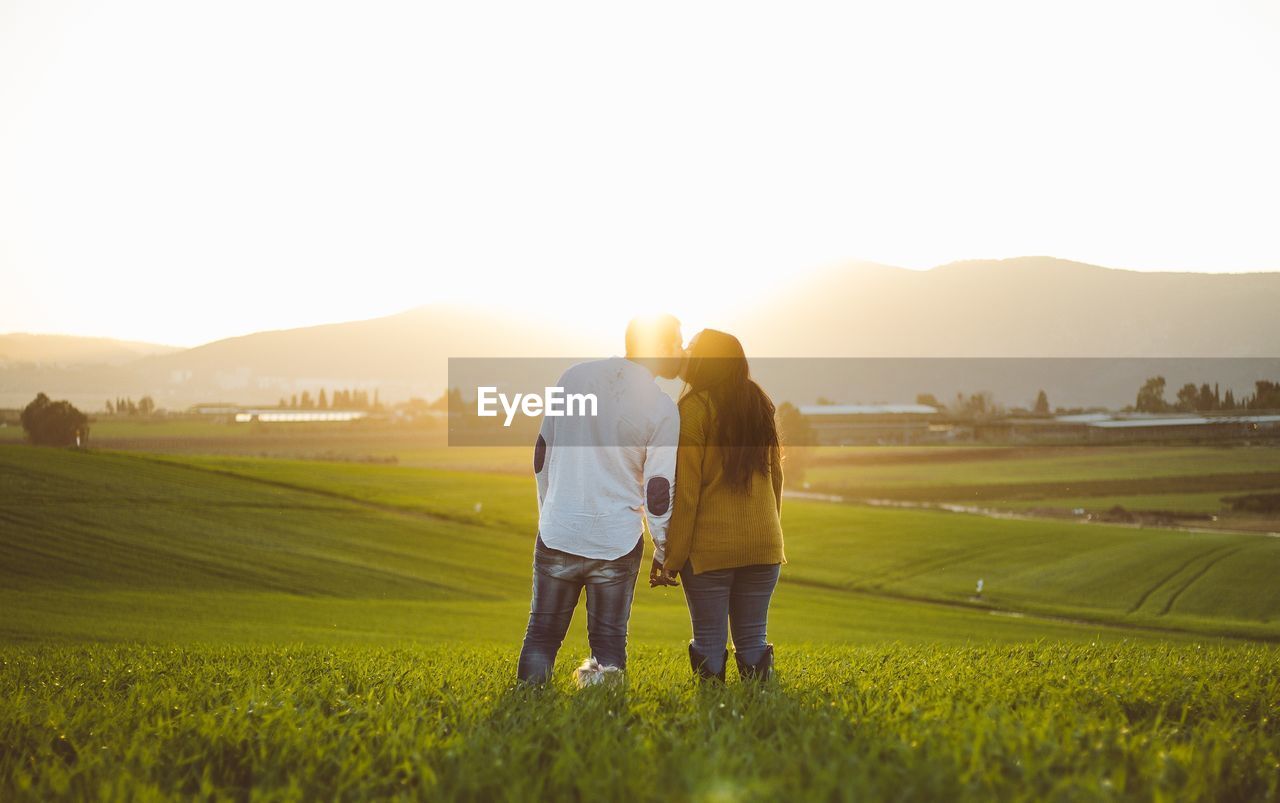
top-left (682, 329), bottom-right (779, 490)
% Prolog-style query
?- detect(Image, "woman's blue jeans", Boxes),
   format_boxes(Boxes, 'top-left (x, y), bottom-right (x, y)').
top-left (517, 535), bottom-right (643, 683)
top-left (679, 562), bottom-right (781, 674)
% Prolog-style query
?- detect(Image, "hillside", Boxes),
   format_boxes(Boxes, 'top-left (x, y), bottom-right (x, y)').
top-left (3, 445), bottom-right (1278, 644)
top-left (4, 444), bottom-right (1278, 800)
top-left (0, 333), bottom-right (179, 366)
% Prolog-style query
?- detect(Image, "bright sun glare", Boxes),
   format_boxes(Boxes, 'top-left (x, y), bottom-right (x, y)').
top-left (2, 0), bottom-right (1278, 346)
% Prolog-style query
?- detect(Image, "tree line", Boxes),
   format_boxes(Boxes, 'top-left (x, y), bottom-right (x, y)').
top-left (1134, 378), bottom-right (1280, 413)
top-left (105, 396), bottom-right (156, 415)
top-left (276, 388), bottom-right (382, 411)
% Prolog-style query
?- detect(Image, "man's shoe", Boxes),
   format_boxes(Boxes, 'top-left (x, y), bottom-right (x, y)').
top-left (573, 657), bottom-right (623, 688)
top-left (735, 643), bottom-right (774, 682)
top-left (688, 642), bottom-right (727, 683)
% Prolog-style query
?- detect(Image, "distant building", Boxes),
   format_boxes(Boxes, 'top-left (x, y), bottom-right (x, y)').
top-left (1084, 413), bottom-right (1280, 443)
top-left (233, 409), bottom-right (369, 423)
top-left (979, 412), bottom-right (1280, 444)
top-left (798, 406), bottom-right (1280, 446)
top-left (798, 403), bottom-right (941, 445)
top-left (191, 404), bottom-right (242, 415)
top-left (974, 417), bottom-right (1089, 443)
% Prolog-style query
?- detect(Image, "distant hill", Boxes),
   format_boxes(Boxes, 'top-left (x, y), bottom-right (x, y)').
top-left (729, 257), bottom-right (1280, 358)
top-left (0, 334), bottom-right (179, 367)
top-left (3, 258), bottom-right (1279, 410)
top-left (726, 257), bottom-right (1280, 407)
top-left (0, 305), bottom-right (582, 410)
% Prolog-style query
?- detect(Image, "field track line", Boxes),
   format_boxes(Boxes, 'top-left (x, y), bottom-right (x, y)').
top-left (805, 472), bottom-right (1280, 504)
top-left (788, 491), bottom-right (1280, 538)
top-left (865, 533), bottom-right (1030, 589)
top-left (1124, 542), bottom-right (1242, 614)
top-left (1158, 546), bottom-right (1247, 616)
top-left (783, 574), bottom-right (1279, 644)
top-left (121, 452), bottom-right (499, 530)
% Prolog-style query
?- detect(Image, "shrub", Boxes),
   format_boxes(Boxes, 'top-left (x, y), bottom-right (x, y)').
top-left (20, 393), bottom-right (89, 447)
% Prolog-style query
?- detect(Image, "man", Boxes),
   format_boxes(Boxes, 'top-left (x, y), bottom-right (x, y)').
top-left (517, 315), bottom-right (684, 685)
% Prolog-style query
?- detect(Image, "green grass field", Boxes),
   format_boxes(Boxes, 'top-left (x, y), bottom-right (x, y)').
top-left (4, 439), bottom-right (1280, 800)
top-left (3, 643), bottom-right (1277, 801)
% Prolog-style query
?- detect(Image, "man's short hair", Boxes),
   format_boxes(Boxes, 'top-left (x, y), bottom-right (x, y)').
top-left (625, 314), bottom-right (682, 357)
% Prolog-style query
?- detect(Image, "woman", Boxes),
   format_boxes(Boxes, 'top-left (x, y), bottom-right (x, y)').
top-left (650, 329), bottom-right (785, 682)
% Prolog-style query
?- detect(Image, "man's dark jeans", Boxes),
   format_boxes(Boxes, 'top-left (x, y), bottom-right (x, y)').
top-left (517, 535), bottom-right (644, 683)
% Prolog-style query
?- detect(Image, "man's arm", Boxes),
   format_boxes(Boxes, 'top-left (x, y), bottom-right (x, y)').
top-left (534, 411), bottom-right (553, 509)
top-left (643, 397), bottom-right (679, 564)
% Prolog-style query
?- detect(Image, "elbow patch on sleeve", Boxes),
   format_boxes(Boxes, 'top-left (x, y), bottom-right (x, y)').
top-left (646, 477), bottom-right (671, 515)
top-left (533, 434), bottom-right (547, 473)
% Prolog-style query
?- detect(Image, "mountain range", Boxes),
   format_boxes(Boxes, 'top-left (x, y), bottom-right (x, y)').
top-left (3, 257), bottom-right (1278, 411)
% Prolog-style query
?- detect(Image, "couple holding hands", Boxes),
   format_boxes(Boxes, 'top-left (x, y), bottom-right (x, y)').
top-left (517, 315), bottom-right (785, 685)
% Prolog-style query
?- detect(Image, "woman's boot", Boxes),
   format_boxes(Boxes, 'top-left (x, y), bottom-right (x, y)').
top-left (688, 642), bottom-right (727, 682)
top-left (735, 643), bottom-right (774, 682)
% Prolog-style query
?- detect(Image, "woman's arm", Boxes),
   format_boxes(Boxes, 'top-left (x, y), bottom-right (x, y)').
top-left (771, 445), bottom-right (784, 514)
top-left (661, 396), bottom-right (707, 573)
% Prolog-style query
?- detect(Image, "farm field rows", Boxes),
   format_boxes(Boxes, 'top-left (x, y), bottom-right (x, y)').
top-left (3, 445), bottom-right (1279, 644)
top-left (0, 446), bottom-right (1200, 646)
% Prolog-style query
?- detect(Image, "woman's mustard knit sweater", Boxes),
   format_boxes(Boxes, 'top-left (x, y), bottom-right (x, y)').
top-left (661, 391), bottom-right (786, 574)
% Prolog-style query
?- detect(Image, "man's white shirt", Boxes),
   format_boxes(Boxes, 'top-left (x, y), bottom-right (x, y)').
top-left (534, 357), bottom-right (679, 563)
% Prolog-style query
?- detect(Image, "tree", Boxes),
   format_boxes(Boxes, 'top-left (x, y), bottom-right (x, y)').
top-left (138, 396), bottom-right (155, 416)
top-left (21, 393), bottom-right (88, 447)
top-left (953, 391), bottom-right (999, 419)
top-left (1033, 389), bottom-right (1050, 416)
top-left (432, 388), bottom-right (464, 412)
top-left (290, 394), bottom-right (298, 409)
top-left (300, 391), bottom-right (314, 409)
top-left (1196, 383), bottom-right (1216, 412)
top-left (1251, 380), bottom-right (1280, 410)
top-left (318, 389), bottom-right (328, 409)
top-left (915, 393), bottom-right (941, 409)
top-left (105, 399), bottom-right (114, 415)
top-left (1175, 383), bottom-right (1199, 412)
top-left (1135, 376), bottom-right (1168, 413)
top-left (1224, 389), bottom-right (1236, 410)
top-left (775, 401), bottom-right (814, 484)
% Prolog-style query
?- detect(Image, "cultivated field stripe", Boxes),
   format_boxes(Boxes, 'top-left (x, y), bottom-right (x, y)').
top-left (1127, 542), bottom-right (1243, 615)
top-left (827, 471), bottom-right (1280, 503)
top-left (125, 452), bottom-right (502, 529)
top-left (1158, 545), bottom-right (1250, 617)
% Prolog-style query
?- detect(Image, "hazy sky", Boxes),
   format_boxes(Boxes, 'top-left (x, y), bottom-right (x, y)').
top-left (3, 0), bottom-right (1278, 346)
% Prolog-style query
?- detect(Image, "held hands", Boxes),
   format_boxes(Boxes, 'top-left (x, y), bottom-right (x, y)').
top-left (649, 558), bottom-right (680, 589)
